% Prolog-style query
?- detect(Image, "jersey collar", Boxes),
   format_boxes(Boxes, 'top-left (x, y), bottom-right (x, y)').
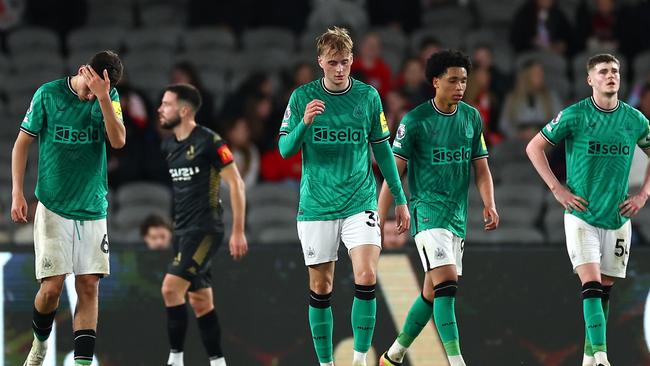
top-left (590, 96), bottom-right (619, 113)
top-left (430, 99), bottom-right (457, 116)
top-left (320, 77), bottom-right (353, 96)
top-left (66, 77), bottom-right (79, 97)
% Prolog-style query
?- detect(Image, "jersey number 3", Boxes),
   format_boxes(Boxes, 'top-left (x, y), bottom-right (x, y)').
top-left (365, 211), bottom-right (378, 227)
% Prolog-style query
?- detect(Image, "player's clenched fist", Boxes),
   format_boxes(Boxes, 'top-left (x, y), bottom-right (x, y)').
top-left (303, 99), bottom-right (325, 125)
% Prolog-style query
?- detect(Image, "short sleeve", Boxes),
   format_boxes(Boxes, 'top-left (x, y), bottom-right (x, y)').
top-left (540, 108), bottom-right (573, 145)
top-left (368, 88), bottom-right (390, 144)
top-left (279, 90), bottom-right (303, 136)
top-left (20, 87), bottom-right (46, 137)
top-left (637, 115), bottom-right (650, 150)
top-left (206, 133), bottom-right (234, 170)
top-left (392, 114), bottom-right (413, 161)
top-left (472, 110), bottom-right (489, 160)
top-left (109, 88), bottom-right (123, 121)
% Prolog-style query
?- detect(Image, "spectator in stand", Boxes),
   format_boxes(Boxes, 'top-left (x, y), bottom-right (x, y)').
top-left (351, 32), bottom-right (393, 97)
top-left (417, 36), bottom-right (441, 69)
top-left (471, 44), bottom-right (510, 107)
top-left (384, 90), bottom-right (410, 139)
top-left (509, 0), bottom-right (573, 56)
top-left (394, 57), bottom-right (431, 107)
top-left (260, 136), bottom-right (302, 185)
top-left (170, 61), bottom-right (216, 130)
top-left (575, 0), bottom-right (629, 53)
top-left (140, 214), bottom-right (172, 251)
top-left (499, 60), bottom-right (562, 140)
top-left (367, 0), bottom-right (421, 32)
top-left (464, 66), bottom-right (503, 145)
top-left (630, 83), bottom-right (650, 190)
top-left (224, 117), bottom-right (260, 188)
top-left (281, 62), bottom-right (316, 111)
top-left (110, 73), bottom-right (169, 189)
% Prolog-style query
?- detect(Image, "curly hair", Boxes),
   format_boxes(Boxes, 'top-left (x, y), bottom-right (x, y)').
top-left (425, 49), bottom-right (472, 84)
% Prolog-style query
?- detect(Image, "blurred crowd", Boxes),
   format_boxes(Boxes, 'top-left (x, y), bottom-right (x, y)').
top-left (2, 0), bottom-right (650, 246)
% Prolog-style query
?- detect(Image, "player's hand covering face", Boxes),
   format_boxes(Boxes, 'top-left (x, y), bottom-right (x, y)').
top-left (79, 65), bottom-right (111, 101)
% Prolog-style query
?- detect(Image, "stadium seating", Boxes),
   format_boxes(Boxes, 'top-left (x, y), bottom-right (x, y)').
top-left (67, 27), bottom-right (126, 54)
top-left (6, 26), bottom-right (59, 55)
top-left (182, 27), bottom-right (238, 53)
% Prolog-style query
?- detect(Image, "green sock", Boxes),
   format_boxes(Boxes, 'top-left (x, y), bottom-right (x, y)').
top-left (584, 287), bottom-right (611, 356)
top-left (351, 284), bottom-right (377, 353)
top-left (583, 282), bottom-right (607, 354)
top-left (397, 294), bottom-right (433, 348)
top-left (309, 292), bottom-right (334, 363)
top-left (434, 295), bottom-right (461, 356)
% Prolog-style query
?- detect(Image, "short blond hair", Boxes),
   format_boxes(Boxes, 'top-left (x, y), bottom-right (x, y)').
top-left (316, 26), bottom-right (353, 56)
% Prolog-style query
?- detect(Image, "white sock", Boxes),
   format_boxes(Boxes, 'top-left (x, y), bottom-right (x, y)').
top-left (320, 362), bottom-right (334, 366)
top-left (387, 339), bottom-right (408, 363)
top-left (593, 351), bottom-right (610, 366)
top-left (167, 351), bottom-right (184, 366)
top-left (582, 353), bottom-right (596, 366)
top-left (448, 354), bottom-right (466, 366)
top-left (210, 357), bottom-right (226, 366)
top-left (352, 350), bottom-right (367, 365)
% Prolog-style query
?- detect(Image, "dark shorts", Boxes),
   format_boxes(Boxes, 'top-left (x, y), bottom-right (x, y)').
top-left (167, 230), bottom-right (224, 291)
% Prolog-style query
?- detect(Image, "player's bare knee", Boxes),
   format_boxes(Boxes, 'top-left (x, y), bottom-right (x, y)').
top-left (161, 283), bottom-right (182, 302)
top-left (39, 282), bottom-right (64, 306)
top-left (354, 269), bottom-right (376, 286)
top-left (189, 296), bottom-right (213, 316)
top-left (75, 278), bottom-right (99, 301)
top-left (422, 284), bottom-right (435, 302)
top-left (310, 278), bottom-right (333, 295)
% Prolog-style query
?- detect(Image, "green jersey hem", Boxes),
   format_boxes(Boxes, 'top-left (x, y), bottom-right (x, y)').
top-left (297, 205), bottom-right (378, 221)
top-left (43, 203), bottom-right (107, 221)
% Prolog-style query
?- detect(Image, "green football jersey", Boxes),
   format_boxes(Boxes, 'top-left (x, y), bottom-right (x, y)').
top-left (392, 100), bottom-right (488, 238)
top-left (20, 77), bottom-right (122, 220)
top-left (540, 96), bottom-right (650, 229)
top-left (279, 77), bottom-right (390, 221)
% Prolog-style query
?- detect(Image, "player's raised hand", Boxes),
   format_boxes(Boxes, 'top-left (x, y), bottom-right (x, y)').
top-left (229, 231), bottom-right (248, 261)
top-left (394, 204), bottom-right (410, 234)
top-left (80, 65), bottom-right (110, 100)
top-left (303, 99), bottom-right (325, 125)
top-left (11, 194), bottom-right (28, 223)
top-left (619, 193), bottom-right (648, 217)
top-left (483, 206), bottom-right (499, 230)
top-left (553, 185), bottom-right (588, 212)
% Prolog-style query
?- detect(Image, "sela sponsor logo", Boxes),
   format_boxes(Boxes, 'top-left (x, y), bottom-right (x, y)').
top-left (53, 125), bottom-right (100, 144)
top-left (587, 141), bottom-right (631, 156)
top-left (432, 146), bottom-right (471, 164)
top-left (169, 166), bottom-right (200, 181)
top-left (313, 126), bottom-right (364, 144)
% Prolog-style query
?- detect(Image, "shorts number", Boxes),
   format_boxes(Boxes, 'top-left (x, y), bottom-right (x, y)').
top-left (614, 238), bottom-right (626, 257)
top-left (365, 210), bottom-right (377, 227)
top-left (460, 239), bottom-right (465, 253)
